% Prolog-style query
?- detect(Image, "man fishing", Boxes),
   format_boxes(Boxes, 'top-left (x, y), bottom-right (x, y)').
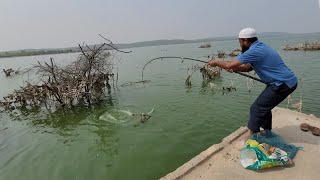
top-left (208, 27), bottom-right (298, 139)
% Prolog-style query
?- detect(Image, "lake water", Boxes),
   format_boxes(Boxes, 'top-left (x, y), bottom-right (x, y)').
top-left (0, 34), bottom-right (319, 180)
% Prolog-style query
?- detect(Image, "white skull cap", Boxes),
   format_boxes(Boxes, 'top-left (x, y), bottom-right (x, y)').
top-left (239, 28), bottom-right (257, 38)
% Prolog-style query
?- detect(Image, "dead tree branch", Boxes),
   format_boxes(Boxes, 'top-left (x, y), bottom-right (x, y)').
top-left (1, 37), bottom-right (131, 111)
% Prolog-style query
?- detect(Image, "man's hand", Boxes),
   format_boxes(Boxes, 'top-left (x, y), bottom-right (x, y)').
top-left (208, 60), bottom-right (217, 67)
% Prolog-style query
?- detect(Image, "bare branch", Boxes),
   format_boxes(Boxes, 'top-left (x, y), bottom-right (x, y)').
top-left (99, 34), bottom-right (132, 53)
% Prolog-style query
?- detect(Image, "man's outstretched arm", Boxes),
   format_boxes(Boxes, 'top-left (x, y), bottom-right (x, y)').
top-left (208, 60), bottom-right (252, 72)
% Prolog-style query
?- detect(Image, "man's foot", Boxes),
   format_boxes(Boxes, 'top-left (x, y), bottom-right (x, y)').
top-left (240, 129), bottom-right (254, 141)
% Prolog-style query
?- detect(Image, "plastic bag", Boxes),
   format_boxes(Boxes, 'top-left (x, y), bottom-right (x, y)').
top-left (240, 140), bottom-right (292, 170)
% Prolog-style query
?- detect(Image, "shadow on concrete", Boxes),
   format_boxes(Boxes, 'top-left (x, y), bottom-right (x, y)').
top-left (273, 125), bottom-right (320, 145)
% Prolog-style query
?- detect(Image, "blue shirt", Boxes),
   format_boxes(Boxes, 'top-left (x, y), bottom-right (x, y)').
top-left (238, 41), bottom-right (297, 88)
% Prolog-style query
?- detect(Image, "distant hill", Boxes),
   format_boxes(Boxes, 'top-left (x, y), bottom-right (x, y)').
top-left (0, 32), bottom-right (319, 58)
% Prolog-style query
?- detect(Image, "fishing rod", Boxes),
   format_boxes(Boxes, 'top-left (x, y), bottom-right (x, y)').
top-left (142, 56), bottom-right (266, 84)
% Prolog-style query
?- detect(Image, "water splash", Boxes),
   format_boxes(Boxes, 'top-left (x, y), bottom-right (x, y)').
top-left (118, 110), bottom-right (133, 116)
top-left (99, 109), bottom-right (134, 124)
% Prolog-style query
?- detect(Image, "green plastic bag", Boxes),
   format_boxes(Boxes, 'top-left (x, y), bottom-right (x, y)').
top-left (240, 140), bottom-right (292, 170)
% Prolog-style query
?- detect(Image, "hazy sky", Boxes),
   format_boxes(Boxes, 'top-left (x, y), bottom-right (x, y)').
top-left (1, 0), bottom-right (320, 51)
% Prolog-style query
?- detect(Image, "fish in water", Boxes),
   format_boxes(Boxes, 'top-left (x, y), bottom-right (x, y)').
top-left (132, 108), bottom-right (155, 123)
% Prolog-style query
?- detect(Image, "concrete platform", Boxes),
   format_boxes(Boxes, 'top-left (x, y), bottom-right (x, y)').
top-left (161, 107), bottom-right (320, 180)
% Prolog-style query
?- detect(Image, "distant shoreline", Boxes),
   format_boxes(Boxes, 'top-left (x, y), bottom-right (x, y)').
top-left (1, 32), bottom-right (319, 58)
top-left (0, 49), bottom-right (78, 58)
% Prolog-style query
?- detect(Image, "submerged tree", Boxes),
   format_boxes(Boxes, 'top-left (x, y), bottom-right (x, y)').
top-left (283, 41), bottom-right (320, 51)
top-left (2, 68), bottom-right (20, 77)
top-left (0, 38), bottom-right (131, 111)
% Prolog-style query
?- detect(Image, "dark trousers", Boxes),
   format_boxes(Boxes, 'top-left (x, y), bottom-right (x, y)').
top-left (248, 83), bottom-right (297, 133)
